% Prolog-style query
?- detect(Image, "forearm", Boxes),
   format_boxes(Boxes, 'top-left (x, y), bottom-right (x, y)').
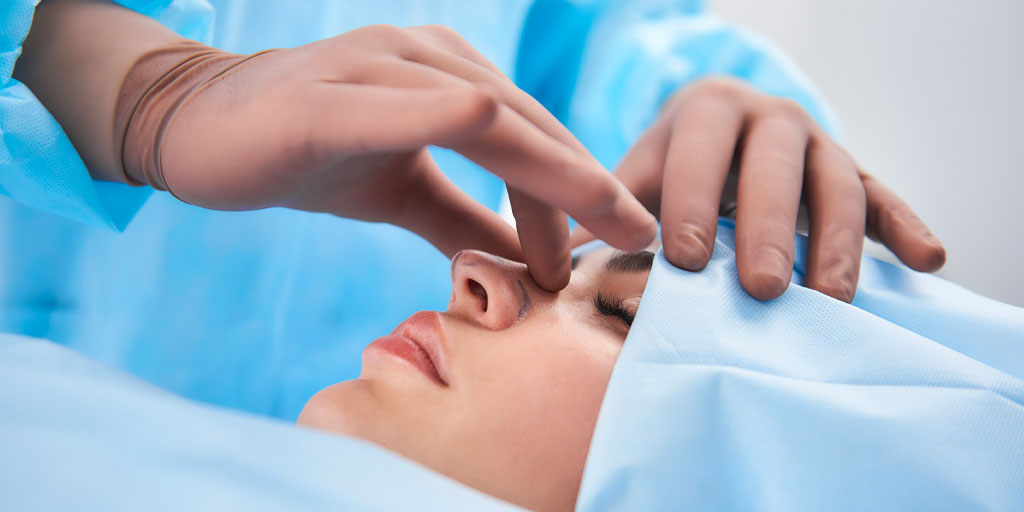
top-left (13, 0), bottom-right (188, 183)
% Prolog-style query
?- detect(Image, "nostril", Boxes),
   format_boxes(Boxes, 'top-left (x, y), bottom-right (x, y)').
top-left (468, 279), bottom-right (488, 312)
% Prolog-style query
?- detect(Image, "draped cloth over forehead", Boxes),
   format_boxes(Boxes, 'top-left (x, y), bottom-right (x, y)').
top-left (579, 219), bottom-right (1024, 511)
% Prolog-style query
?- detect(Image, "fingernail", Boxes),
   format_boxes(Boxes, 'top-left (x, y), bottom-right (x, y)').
top-left (924, 242), bottom-right (947, 271)
top-left (672, 234), bottom-right (709, 270)
top-left (748, 247), bottom-right (791, 300)
top-left (822, 262), bottom-right (857, 303)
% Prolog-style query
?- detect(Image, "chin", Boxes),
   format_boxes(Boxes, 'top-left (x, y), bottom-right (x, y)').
top-left (296, 379), bottom-right (374, 438)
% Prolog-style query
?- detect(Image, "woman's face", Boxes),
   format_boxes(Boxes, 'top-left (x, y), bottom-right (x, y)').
top-left (298, 246), bottom-right (654, 511)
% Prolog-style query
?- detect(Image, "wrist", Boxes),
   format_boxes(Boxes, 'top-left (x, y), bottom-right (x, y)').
top-left (114, 41), bottom-right (235, 190)
top-left (13, 0), bottom-right (189, 183)
top-left (115, 41), bottom-right (281, 198)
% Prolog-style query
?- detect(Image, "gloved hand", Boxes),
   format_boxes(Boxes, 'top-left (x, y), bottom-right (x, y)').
top-left (573, 77), bottom-right (946, 302)
top-left (16, 0), bottom-right (657, 291)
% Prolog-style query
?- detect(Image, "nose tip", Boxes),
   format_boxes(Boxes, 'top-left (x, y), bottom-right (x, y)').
top-left (449, 250), bottom-right (531, 330)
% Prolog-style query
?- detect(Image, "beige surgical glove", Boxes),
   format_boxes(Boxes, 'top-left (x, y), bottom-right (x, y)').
top-left (16, 0), bottom-right (657, 291)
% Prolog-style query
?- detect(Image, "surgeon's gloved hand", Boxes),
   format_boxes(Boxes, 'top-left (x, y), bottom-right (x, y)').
top-left (16, 1), bottom-right (656, 292)
top-left (572, 77), bottom-right (946, 302)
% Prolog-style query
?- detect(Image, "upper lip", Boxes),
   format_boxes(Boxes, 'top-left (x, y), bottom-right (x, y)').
top-left (393, 311), bottom-right (451, 386)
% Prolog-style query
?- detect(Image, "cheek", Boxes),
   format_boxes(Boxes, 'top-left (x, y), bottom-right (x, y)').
top-left (454, 320), bottom-right (622, 488)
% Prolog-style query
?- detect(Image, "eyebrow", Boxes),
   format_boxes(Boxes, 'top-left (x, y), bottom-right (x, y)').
top-left (604, 250), bottom-right (656, 273)
top-left (571, 249), bottom-right (656, 273)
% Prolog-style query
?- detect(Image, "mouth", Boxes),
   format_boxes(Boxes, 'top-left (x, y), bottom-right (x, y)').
top-left (367, 311), bottom-right (450, 387)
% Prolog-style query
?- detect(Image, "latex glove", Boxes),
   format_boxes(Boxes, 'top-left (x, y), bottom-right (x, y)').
top-left (573, 77), bottom-right (945, 302)
top-left (16, 0), bottom-right (656, 291)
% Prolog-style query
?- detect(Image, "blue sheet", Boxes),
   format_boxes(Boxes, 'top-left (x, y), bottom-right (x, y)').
top-left (579, 220), bottom-right (1024, 511)
top-left (0, 334), bottom-right (520, 511)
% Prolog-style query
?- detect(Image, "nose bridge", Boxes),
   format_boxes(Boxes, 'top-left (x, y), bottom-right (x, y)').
top-left (449, 250), bottom-right (532, 330)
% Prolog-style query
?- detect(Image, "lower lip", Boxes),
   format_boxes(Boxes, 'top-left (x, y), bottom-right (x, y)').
top-left (366, 334), bottom-right (445, 385)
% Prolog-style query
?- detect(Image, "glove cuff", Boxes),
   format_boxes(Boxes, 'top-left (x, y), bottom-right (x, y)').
top-left (114, 42), bottom-right (277, 199)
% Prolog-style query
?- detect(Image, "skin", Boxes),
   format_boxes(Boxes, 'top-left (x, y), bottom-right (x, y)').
top-left (15, 1), bottom-right (944, 302)
top-left (298, 246), bottom-right (653, 512)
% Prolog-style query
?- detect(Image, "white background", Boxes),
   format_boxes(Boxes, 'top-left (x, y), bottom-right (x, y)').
top-left (715, 0), bottom-right (1024, 306)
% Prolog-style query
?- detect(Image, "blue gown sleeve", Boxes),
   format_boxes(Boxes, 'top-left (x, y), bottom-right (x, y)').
top-left (516, 0), bottom-right (841, 169)
top-left (0, 0), bottom-right (213, 231)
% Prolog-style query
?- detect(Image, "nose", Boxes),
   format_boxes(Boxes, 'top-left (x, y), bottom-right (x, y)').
top-left (449, 250), bottom-right (534, 330)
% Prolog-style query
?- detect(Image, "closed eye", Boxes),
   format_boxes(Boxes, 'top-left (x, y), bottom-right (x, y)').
top-left (593, 291), bottom-right (635, 327)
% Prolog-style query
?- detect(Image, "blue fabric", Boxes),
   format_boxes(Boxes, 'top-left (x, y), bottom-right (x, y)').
top-left (579, 219), bottom-right (1024, 511)
top-left (565, 6), bottom-right (840, 168)
top-left (1, 1), bottom-right (836, 421)
top-left (0, 0), bottom-right (212, 230)
top-left (0, 334), bottom-right (521, 511)
top-left (517, 1), bottom-right (838, 171)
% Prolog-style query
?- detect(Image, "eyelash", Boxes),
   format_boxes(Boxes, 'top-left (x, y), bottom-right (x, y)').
top-left (594, 292), bottom-right (635, 327)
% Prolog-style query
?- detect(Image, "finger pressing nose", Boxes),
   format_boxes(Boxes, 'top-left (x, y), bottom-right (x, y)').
top-left (448, 250), bottom-right (534, 330)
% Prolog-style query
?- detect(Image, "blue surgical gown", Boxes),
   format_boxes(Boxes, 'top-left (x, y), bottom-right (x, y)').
top-left (0, 0), bottom-right (837, 419)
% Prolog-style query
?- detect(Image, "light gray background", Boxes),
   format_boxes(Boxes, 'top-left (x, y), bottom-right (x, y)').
top-left (715, 0), bottom-right (1024, 306)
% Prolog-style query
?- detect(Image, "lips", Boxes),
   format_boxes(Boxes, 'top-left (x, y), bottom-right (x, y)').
top-left (368, 311), bottom-right (451, 386)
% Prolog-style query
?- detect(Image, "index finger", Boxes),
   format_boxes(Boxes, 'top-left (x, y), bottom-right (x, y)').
top-left (403, 30), bottom-right (657, 250)
top-left (406, 26), bottom-right (593, 155)
top-left (447, 104), bottom-right (658, 252)
top-left (508, 188), bottom-right (572, 291)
